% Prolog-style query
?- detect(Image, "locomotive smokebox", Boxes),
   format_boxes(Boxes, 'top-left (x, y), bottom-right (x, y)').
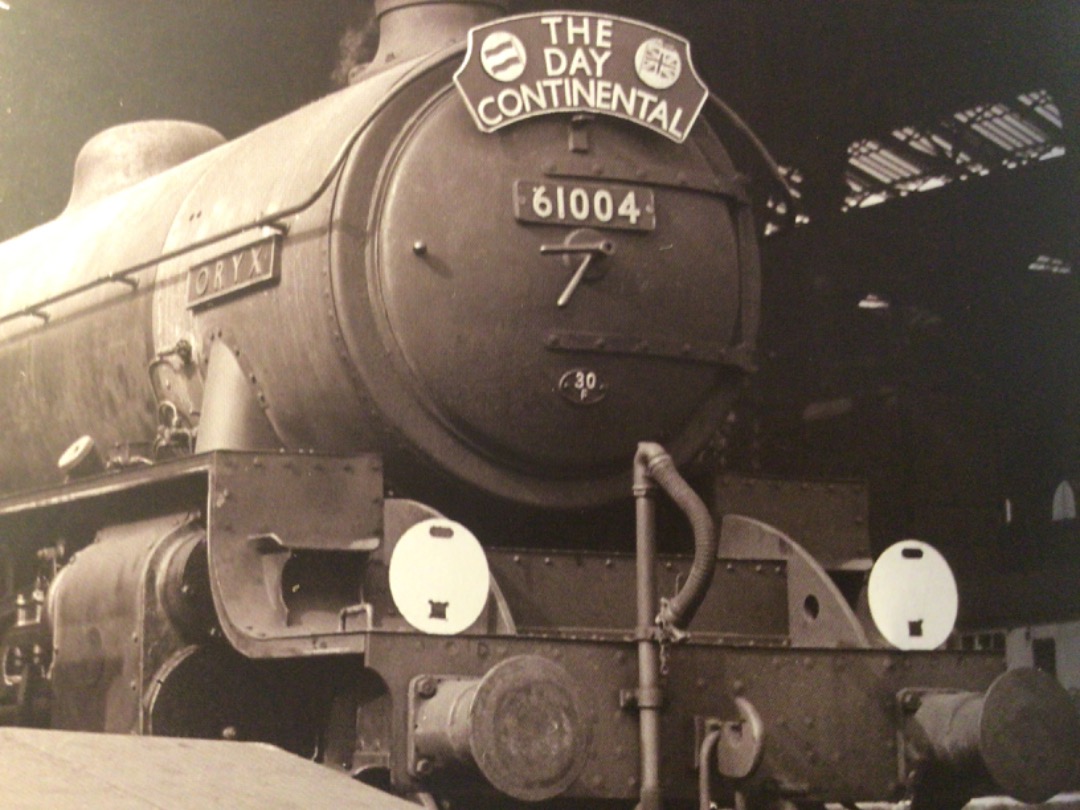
top-left (409, 655), bottom-right (591, 801)
top-left (0, 2), bottom-right (758, 510)
top-left (901, 668), bottom-right (1080, 804)
top-left (329, 36), bottom-right (758, 507)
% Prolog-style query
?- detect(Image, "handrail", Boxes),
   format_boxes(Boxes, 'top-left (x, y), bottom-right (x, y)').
top-left (0, 44), bottom-right (467, 330)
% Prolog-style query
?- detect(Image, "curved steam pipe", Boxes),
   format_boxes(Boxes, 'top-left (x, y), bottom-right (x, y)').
top-left (633, 442), bottom-right (718, 810)
top-left (635, 442), bottom-right (717, 631)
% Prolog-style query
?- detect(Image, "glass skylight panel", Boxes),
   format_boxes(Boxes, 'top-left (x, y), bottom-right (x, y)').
top-left (844, 90), bottom-right (1065, 212)
top-left (1018, 90), bottom-right (1063, 129)
top-left (1028, 255), bottom-right (1072, 275)
top-left (956, 102), bottom-right (1053, 161)
top-left (893, 127), bottom-right (946, 158)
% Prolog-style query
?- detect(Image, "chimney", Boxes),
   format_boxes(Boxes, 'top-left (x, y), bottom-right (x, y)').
top-left (369, 0), bottom-right (505, 67)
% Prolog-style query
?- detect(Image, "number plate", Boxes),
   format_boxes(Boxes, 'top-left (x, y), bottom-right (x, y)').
top-left (514, 180), bottom-right (656, 231)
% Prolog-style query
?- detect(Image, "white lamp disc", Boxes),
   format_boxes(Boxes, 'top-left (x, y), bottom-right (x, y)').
top-left (868, 539), bottom-right (958, 650)
top-left (388, 518), bottom-right (490, 635)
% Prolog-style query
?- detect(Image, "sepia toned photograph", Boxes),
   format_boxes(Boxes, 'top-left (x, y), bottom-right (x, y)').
top-left (0, 1), bottom-right (1076, 807)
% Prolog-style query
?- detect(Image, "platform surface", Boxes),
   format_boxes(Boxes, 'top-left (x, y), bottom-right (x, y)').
top-left (835, 796), bottom-right (1080, 810)
top-left (0, 728), bottom-right (414, 809)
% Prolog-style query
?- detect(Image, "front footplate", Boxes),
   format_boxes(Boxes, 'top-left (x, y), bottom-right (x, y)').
top-left (366, 632), bottom-right (1013, 804)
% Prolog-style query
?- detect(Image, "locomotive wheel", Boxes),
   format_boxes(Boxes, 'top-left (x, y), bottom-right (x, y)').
top-left (0, 547), bottom-right (19, 700)
top-left (145, 643), bottom-right (303, 748)
top-left (0, 644), bottom-right (22, 690)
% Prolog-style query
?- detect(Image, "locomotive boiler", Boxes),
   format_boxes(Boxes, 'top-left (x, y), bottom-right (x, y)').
top-left (0, 2), bottom-right (1076, 808)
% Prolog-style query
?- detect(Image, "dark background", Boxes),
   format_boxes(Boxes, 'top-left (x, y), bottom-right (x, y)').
top-left (0, 1), bottom-right (1076, 627)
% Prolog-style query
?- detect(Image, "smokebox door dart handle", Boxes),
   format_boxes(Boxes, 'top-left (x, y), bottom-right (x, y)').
top-left (539, 238), bottom-right (615, 308)
top-left (555, 253), bottom-right (594, 309)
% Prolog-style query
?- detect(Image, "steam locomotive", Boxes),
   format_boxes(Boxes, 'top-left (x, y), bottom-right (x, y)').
top-left (0, 2), bottom-right (1076, 807)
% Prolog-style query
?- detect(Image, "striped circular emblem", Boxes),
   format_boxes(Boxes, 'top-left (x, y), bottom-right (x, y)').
top-left (480, 31), bottom-right (527, 82)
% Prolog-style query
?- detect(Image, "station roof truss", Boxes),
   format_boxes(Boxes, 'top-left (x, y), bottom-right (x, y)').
top-left (843, 89), bottom-right (1066, 212)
